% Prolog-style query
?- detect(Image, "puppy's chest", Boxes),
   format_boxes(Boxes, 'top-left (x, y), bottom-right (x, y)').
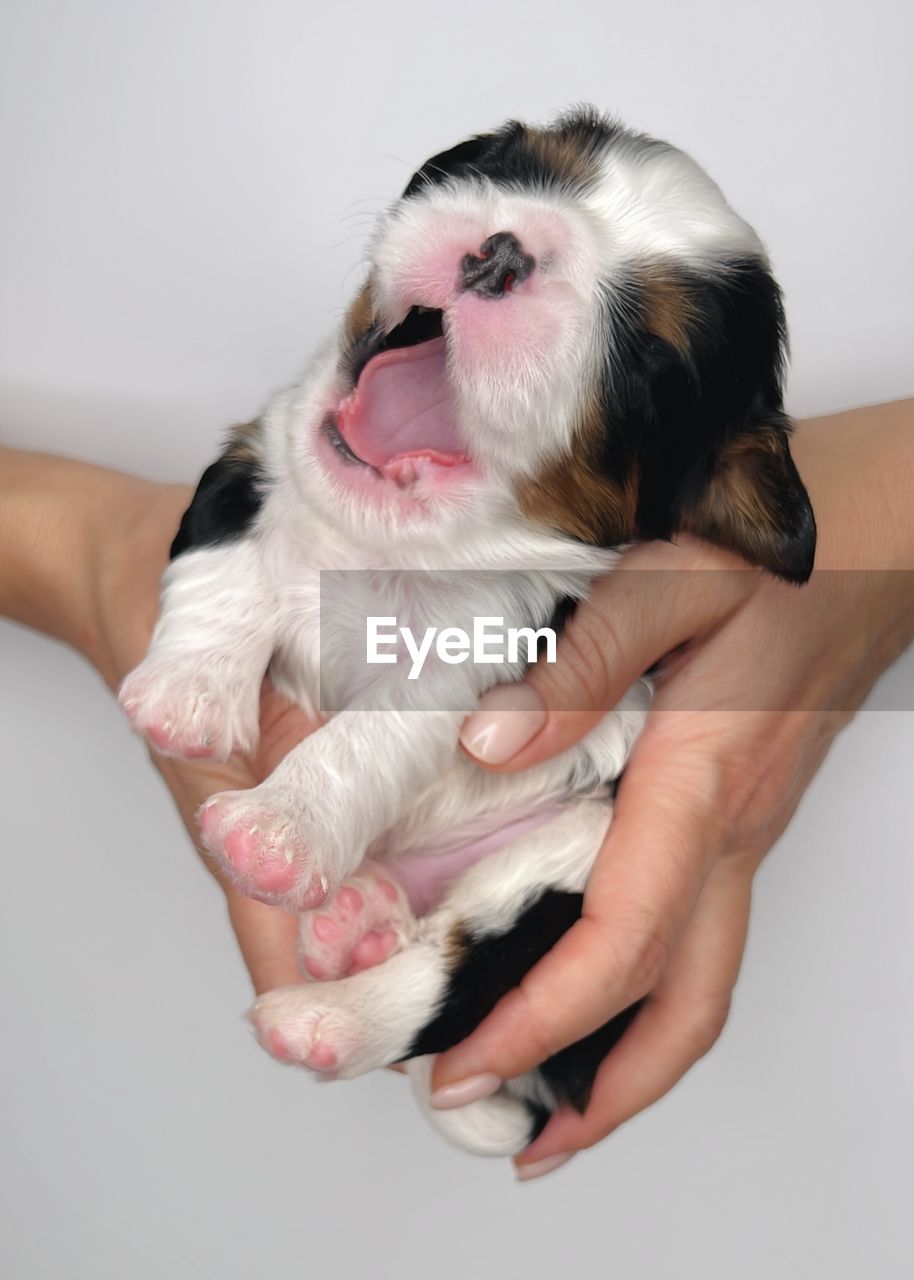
top-left (261, 525), bottom-right (476, 714)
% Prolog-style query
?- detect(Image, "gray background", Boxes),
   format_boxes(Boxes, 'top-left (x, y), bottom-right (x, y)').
top-left (1, 1), bottom-right (913, 1277)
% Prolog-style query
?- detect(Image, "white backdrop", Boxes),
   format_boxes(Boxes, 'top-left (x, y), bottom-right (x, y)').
top-left (1, 2), bottom-right (913, 1277)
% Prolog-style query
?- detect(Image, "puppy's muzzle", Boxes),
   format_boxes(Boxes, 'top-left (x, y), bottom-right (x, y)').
top-left (461, 231), bottom-right (535, 297)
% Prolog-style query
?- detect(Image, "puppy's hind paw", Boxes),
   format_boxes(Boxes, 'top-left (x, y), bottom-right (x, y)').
top-left (249, 987), bottom-right (362, 1078)
top-left (199, 791), bottom-right (331, 910)
top-left (298, 863), bottom-right (415, 981)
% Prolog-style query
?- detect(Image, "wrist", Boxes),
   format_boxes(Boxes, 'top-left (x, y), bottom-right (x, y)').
top-left (0, 448), bottom-right (186, 687)
top-left (792, 401), bottom-right (914, 688)
top-left (90, 477), bottom-right (191, 688)
top-left (792, 399), bottom-right (914, 571)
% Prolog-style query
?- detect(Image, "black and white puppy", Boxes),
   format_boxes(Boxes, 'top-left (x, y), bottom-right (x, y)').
top-left (120, 109), bottom-right (815, 1157)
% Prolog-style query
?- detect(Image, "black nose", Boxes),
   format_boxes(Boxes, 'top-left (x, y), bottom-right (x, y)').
top-left (461, 232), bottom-right (535, 297)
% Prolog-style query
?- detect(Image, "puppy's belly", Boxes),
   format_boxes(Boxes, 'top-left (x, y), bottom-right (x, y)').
top-left (380, 807), bottom-right (564, 915)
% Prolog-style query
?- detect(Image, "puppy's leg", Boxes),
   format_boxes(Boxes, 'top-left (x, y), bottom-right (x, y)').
top-left (249, 802), bottom-right (614, 1098)
top-left (200, 707), bottom-right (464, 908)
top-left (199, 577), bottom-right (574, 910)
top-left (120, 437), bottom-right (276, 761)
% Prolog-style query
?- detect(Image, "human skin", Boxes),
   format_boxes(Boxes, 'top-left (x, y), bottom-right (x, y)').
top-left (1, 399), bottom-right (912, 1180)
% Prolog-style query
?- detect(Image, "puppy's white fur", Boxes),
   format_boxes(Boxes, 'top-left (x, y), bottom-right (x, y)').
top-left (120, 115), bottom-right (768, 1155)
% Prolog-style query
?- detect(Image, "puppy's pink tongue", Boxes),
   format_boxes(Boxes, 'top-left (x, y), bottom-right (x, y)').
top-left (338, 337), bottom-right (464, 465)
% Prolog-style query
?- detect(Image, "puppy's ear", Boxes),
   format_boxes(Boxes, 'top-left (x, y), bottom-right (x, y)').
top-left (674, 421), bottom-right (816, 583)
top-left (170, 419), bottom-right (265, 560)
top-left (402, 133), bottom-right (498, 199)
top-left (622, 258), bottom-right (816, 582)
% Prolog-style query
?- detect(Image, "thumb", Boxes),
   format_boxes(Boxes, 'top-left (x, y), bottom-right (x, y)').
top-left (459, 539), bottom-right (753, 772)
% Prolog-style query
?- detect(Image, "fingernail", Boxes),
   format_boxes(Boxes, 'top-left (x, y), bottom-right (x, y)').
top-left (459, 684), bottom-right (547, 764)
top-left (515, 1153), bottom-right (574, 1183)
top-left (429, 1073), bottom-right (502, 1111)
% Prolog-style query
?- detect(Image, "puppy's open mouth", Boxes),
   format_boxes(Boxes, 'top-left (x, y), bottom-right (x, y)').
top-left (324, 307), bottom-right (470, 486)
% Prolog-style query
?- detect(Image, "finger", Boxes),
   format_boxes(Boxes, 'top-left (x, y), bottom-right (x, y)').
top-left (514, 859), bottom-right (752, 1173)
top-left (459, 538), bottom-right (755, 771)
top-left (154, 753), bottom-right (304, 994)
top-left (431, 741), bottom-right (726, 1097)
top-left (226, 889), bottom-right (302, 994)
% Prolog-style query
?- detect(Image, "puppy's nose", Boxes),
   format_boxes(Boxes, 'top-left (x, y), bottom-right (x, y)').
top-left (461, 232), bottom-right (535, 297)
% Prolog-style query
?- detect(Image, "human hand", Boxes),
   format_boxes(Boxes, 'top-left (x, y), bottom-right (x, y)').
top-left (3, 401), bottom-right (911, 1171)
top-left (96, 478), bottom-right (320, 993)
top-left (431, 400), bottom-right (914, 1179)
top-left (0, 451), bottom-right (308, 994)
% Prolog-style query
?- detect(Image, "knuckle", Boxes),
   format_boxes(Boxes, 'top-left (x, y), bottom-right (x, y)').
top-left (627, 926), bottom-right (671, 996)
top-left (597, 910), bottom-right (671, 1001)
top-left (551, 606), bottom-right (624, 711)
top-left (509, 985), bottom-right (565, 1068)
top-left (684, 995), bottom-right (732, 1058)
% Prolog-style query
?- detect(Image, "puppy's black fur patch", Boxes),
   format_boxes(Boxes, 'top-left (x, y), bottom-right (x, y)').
top-left (539, 999), bottom-right (641, 1112)
top-left (597, 259), bottom-right (816, 581)
top-left (408, 888), bottom-right (641, 1115)
top-left (170, 448), bottom-right (265, 559)
top-left (402, 108), bottom-right (616, 200)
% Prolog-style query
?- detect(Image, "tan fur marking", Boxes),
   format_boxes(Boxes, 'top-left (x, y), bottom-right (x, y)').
top-left (524, 128), bottom-right (602, 188)
top-left (224, 418), bottom-right (263, 466)
top-left (444, 922), bottom-right (470, 969)
top-left (639, 266), bottom-right (695, 352)
top-left (680, 427), bottom-right (789, 559)
top-left (344, 280), bottom-right (376, 346)
top-left (517, 395), bottom-right (639, 545)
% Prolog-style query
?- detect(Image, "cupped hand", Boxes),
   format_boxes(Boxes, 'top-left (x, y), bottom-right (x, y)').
top-left (430, 400), bottom-right (914, 1177)
top-left (58, 400), bottom-right (913, 1179)
top-left (90, 475), bottom-right (310, 994)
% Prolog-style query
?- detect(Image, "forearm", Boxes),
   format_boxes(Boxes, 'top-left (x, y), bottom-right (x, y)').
top-left (2, 399), bottom-right (911, 687)
top-left (0, 447), bottom-right (187, 686)
top-left (0, 449), bottom-right (109, 657)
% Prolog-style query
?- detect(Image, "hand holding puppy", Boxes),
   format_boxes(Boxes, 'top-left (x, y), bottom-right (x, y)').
top-left (433, 400), bottom-right (914, 1177)
top-left (1, 400), bottom-right (911, 1178)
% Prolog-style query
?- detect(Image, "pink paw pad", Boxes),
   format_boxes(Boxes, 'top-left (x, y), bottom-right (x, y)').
top-left (348, 929), bottom-right (398, 974)
top-left (199, 800), bottom-right (326, 909)
top-left (250, 1000), bottom-right (345, 1077)
top-left (222, 828), bottom-right (297, 894)
top-left (265, 1028), bottom-right (293, 1061)
top-left (305, 1042), bottom-right (338, 1073)
top-left (298, 863), bottom-right (412, 982)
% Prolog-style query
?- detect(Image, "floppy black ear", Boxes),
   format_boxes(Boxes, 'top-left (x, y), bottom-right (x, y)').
top-left (402, 120), bottom-right (549, 199)
top-left (613, 257), bottom-right (816, 582)
top-left (401, 133), bottom-right (500, 199)
top-left (674, 421), bottom-right (816, 583)
top-left (170, 420), bottom-right (265, 560)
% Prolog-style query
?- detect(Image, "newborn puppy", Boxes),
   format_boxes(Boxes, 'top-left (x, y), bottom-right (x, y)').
top-left (120, 109), bottom-right (815, 1157)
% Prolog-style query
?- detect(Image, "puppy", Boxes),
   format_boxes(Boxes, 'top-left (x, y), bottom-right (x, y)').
top-left (120, 109), bottom-right (815, 1157)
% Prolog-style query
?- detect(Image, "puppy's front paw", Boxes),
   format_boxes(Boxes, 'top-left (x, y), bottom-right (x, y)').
top-left (199, 789), bottom-right (333, 910)
top-left (119, 656), bottom-right (259, 762)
